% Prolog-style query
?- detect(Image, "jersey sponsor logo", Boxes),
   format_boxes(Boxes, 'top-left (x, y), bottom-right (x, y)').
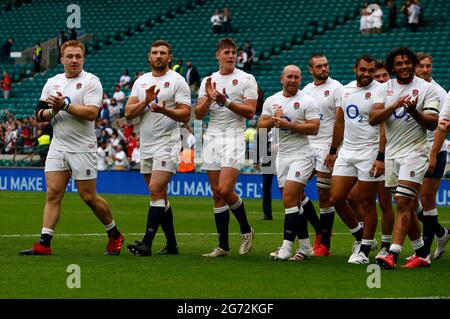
top-left (412, 89), bottom-right (419, 97)
top-left (76, 83), bottom-right (82, 89)
top-left (164, 82), bottom-right (170, 88)
top-left (294, 102), bottom-right (300, 110)
top-left (410, 170), bottom-right (415, 177)
top-left (365, 92), bottom-right (371, 100)
top-left (232, 79), bottom-right (238, 86)
top-left (324, 90), bottom-right (330, 97)
top-left (295, 171), bottom-right (301, 177)
top-left (387, 90), bottom-right (393, 96)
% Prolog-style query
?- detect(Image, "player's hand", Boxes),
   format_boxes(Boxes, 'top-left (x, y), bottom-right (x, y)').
top-left (438, 118), bottom-right (450, 132)
top-left (427, 155), bottom-right (437, 174)
top-left (324, 154), bottom-right (337, 171)
top-left (205, 77), bottom-right (215, 100)
top-left (145, 85), bottom-right (160, 104)
top-left (272, 116), bottom-right (290, 129)
top-left (389, 95), bottom-right (409, 110)
top-left (47, 91), bottom-right (64, 112)
top-left (274, 107), bottom-right (284, 118)
top-left (404, 96), bottom-right (418, 115)
top-left (150, 101), bottom-right (166, 114)
top-left (214, 86), bottom-right (227, 105)
top-left (370, 160), bottom-right (385, 178)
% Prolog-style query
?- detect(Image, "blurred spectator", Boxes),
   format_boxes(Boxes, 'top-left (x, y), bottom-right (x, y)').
top-left (369, 4), bottom-right (383, 33)
top-left (20, 119), bottom-right (34, 153)
top-left (1, 70), bottom-right (12, 99)
top-left (130, 139), bottom-right (140, 170)
top-left (127, 132), bottom-right (138, 158)
top-left (407, 0), bottom-right (421, 32)
top-left (69, 28), bottom-right (78, 40)
top-left (184, 60), bottom-right (200, 93)
top-left (181, 124), bottom-right (196, 150)
top-left (178, 147), bottom-right (195, 173)
top-left (119, 69), bottom-right (131, 89)
top-left (100, 98), bottom-right (110, 121)
top-left (130, 71), bottom-right (144, 88)
top-left (112, 85), bottom-right (125, 114)
top-left (108, 97), bottom-right (121, 125)
top-left (244, 41), bottom-right (256, 72)
top-left (237, 48), bottom-right (248, 69)
top-left (37, 124), bottom-right (51, 166)
top-left (97, 138), bottom-right (109, 171)
top-left (112, 144), bottom-right (127, 170)
top-left (401, 1), bottom-right (411, 27)
top-left (360, 7), bottom-right (371, 35)
top-left (222, 7), bottom-right (232, 34)
top-left (387, 0), bottom-right (397, 29)
top-left (32, 42), bottom-right (43, 73)
top-left (172, 59), bottom-right (183, 74)
top-left (1, 38), bottom-right (13, 62)
top-left (56, 31), bottom-right (68, 62)
top-left (210, 9), bottom-right (223, 34)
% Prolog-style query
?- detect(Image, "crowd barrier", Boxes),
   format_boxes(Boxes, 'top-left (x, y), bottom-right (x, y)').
top-left (2, 168), bottom-right (450, 206)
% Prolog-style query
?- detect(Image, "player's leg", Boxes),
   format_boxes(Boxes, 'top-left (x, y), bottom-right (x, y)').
top-left (202, 169), bottom-right (230, 257)
top-left (262, 173), bottom-right (274, 220)
top-left (316, 171), bottom-right (335, 251)
top-left (347, 182), bottom-right (365, 224)
top-left (356, 181), bottom-right (379, 261)
top-left (420, 150), bottom-right (449, 259)
top-left (218, 167), bottom-right (254, 255)
top-left (377, 183), bottom-right (394, 251)
top-left (76, 176), bottom-right (124, 256)
top-left (329, 175), bottom-right (362, 252)
top-left (19, 149), bottom-right (71, 255)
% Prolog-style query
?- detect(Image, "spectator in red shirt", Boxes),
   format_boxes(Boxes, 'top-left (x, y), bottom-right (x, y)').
top-left (1, 70), bottom-right (11, 99)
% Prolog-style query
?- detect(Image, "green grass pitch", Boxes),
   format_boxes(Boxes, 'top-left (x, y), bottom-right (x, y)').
top-left (1, 191), bottom-right (449, 299)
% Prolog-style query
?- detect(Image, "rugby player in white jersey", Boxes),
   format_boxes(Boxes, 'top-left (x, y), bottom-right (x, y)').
top-left (258, 65), bottom-right (320, 261)
top-left (370, 47), bottom-right (441, 269)
top-left (415, 52), bottom-right (450, 259)
top-left (325, 55), bottom-right (384, 264)
top-left (125, 40), bottom-right (191, 256)
top-left (19, 40), bottom-right (124, 256)
top-left (346, 60), bottom-right (395, 259)
top-left (303, 54), bottom-right (343, 256)
top-left (195, 38), bottom-right (257, 257)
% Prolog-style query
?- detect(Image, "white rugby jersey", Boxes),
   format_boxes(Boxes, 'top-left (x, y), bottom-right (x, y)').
top-left (198, 68), bottom-right (258, 135)
top-left (262, 90), bottom-right (320, 156)
top-left (372, 76), bottom-right (440, 159)
top-left (130, 70), bottom-right (191, 159)
top-left (340, 80), bottom-right (381, 151)
top-left (303, 77), bottom-right (343, 147)
top-left (427, 79), bottom-right (447, 152)
top-left (439, 89), bottom-right (450, 120)
top-left (40, 70), bottom-right (102, 153)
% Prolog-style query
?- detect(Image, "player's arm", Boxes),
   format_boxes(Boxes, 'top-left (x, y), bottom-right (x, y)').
top-left (151, 102), bottom-right (191, 123)
top-left (406, 97), bottom-right (439, 131)
top-left (370, 123), bottom-right (386, 178)
top-left (194, 96), bottom-right (213, 120)
top-left (46, 92), bottom-right (100, 121)
top-left (329, 107), bottom-right (344, 153)
top-left (125, 85), bottom-right (159, 120)
top-left (35, 101), bottom-right (52, 122)
top-left (428, 128), bottom-right (446, 173)
top-left (324, 108), bottom-right (344, 170)
top-left (273, 116), bottom-right (319, 135)
top-left (369, 95), bottom-right (409, 126)
top-left (224, 98), bottom-right (256, 119)
top-left (256, 114), bottom-right (274, 129)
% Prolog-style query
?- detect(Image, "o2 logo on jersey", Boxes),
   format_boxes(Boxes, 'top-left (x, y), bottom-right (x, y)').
top-left (346, 104), bottom-right (363, 122)
top-left (392, 107), bottom-right (412, 122)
